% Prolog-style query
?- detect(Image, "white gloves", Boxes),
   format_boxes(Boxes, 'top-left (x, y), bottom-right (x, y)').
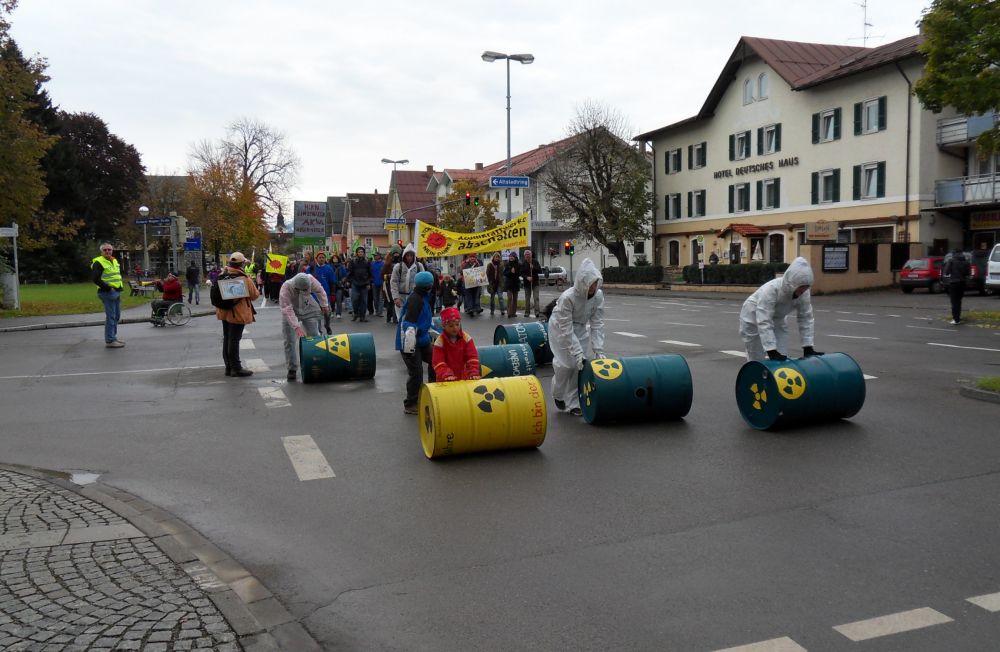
top-left (594, 350), bottom-right (606, 359)
top-left (575, 355), bottom-right (585, 371)
top-left (403, 327), bottom-right (416, 354)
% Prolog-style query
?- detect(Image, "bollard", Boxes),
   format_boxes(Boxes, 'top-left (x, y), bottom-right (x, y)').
top-left (734, 352), bottom-right (866, 430)
top-left (477, 343), bottom-right (536, 379)
top-left (418, 375), bottom-right (547, 459)
top-left (298, 332), bottom-right (377, 383)
top-left (578, 355), bottom-right (693, 424)
top-left (493, 322), bottom-right (553, 365)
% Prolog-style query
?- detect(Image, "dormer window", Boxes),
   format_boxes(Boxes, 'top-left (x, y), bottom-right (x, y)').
top-left (758, 73), bottom-right (769, 100)
top-left (743, 78), bottom-right (754, 105)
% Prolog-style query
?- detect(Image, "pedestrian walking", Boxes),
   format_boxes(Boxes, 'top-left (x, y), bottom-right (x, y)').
top-left (396, 271), bottom-right (436, 414)
top-left (280, 273), bottom-right (330, 381)
top-left (215, 252), bottom-right (260, 377)
top-left (382, 252), bottom-right (398, 323)
top-left (738, 256), bottom-right (820, 361)
top-left (520, 249), bottom-right (542, 318)
top-left (390, 244), bottom-right (425, 323)
top-left (431, 307), bottom-right (481, 382)
top-left (944, 248), bottom-right (971, 325)
top-left (347, 246), bottom-right (372, 322)
top-left (549, 258), bottom-right (606, 416)
top-left (486, 252), bottom-right (507, 317)
top-left (91, 243), bottom-right (126, 348)
top-left (371, 252), bottom-right (386, 317)
top-left (185, 261), bottom-right (201, 305)
top-left (308, 251), bottom-right (338, 334)
top-left (503, 252), bottom-right (521, 318)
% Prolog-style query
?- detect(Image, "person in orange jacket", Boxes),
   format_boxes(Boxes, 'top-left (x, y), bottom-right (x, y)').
top-left (431, 307), bottom-right (481, 382)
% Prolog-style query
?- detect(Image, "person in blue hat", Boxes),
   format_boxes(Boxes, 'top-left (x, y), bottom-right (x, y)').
top-left (396, 270), bottom-right (437, 414)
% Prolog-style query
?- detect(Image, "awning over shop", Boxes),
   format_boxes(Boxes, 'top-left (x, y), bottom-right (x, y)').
top-left (717, 223), bottom-right (768, 238)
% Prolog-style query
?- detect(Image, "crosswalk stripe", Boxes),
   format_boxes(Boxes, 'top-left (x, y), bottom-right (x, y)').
top-left (837, 319), bottom-right (874, 324)
top-left (720, 350), bottom-right (747, 358)
top-left (240, 338), bottom-right (255, 350)
top-left (827, 334), bottom-right (879, 340)
top-left (613, 331), bottom-right (646, 338)
top-left (662, 321), bottom-right (702, 327)
top-left (281, 435), bottom-right (336, 481)
top-left (258, 386), bottom-right (290, 409)
top-left (243, 358), bottom-right (270, 372)
top-left (863, 374), bottom-right (878, 380)
top-left (714, 636), bottom-right (807, 652)
top-left (929, 342), bottom-right (1000, 352)
top-left (833, 607), bottom-right (952, 641)
top-left (659, 340), bottom-right (701, 347)
top-left (967, 591), bottom-right (1000, 612)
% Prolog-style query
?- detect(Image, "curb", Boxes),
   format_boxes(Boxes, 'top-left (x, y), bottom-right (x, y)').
top-left (959, 386), bottom-right (1000, 405)
top-left (0, 309), bottom-right (216, 333)
top-left (0, 463), bottom-right (322, 652)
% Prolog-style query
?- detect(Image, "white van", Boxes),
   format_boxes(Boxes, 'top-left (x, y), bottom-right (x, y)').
top-left (987, 243), bottom-right (1000, 294)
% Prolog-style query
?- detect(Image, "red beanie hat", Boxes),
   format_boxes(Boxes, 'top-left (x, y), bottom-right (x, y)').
top-left (441, 307), bottom-right (461, 323)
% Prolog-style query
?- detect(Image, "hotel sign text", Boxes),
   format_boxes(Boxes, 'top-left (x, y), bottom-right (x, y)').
top-left (713, 156), bottom-right (800, 179)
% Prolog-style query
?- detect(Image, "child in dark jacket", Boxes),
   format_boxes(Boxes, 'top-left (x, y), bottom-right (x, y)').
top-left (439, 275), bottom-right (459, 308)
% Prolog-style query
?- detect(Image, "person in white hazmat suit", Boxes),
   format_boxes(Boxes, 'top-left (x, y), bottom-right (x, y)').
top-left (549, 258), bottom-right (606, 416)
top-left (280, 272), bottom-right (330, 381)
top-left (738, 256), bottom-right (822, 362)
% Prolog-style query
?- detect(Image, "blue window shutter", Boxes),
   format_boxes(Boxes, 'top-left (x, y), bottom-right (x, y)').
top-left (811, 172), bottom-right (819, 205)
top-left (878, 96), bottom-right (887, 130)
top-left (854, 102), bottom-right (862, 135)
top-left (811, 113), bottom-right (819, 144)
top-left (833, 108), bottom-right (842, 140)
top-left (728, 185), bottom-right (734, 213)
top-left (876, 161), bottom-right (886, 197)
top-left (729, 134), bottom-right (735, 161)
top-left (756, 181), bottom-right (763, 210)
top-left (853, 165), bottom-right (861, 200)
top-left (832, 168), bottom-right (841, 202)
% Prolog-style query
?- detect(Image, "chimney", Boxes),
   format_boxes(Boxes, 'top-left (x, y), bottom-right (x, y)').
top-left (426, 165), bottom-right (434, 173)
top-left (475, 163), bottom-right (483, 170)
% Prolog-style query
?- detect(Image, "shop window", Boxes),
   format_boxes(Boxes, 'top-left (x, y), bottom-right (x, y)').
top-left (668, 241), bottom-right (679, 266)
top-left (749, 236), bottom-right (765, 261)
top-left (768, 233), bottom-right (784, 263)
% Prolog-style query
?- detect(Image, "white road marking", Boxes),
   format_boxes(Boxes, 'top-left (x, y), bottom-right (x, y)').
top-left (714, 637), bottom-right (807, 652)
top-left (655, 301), bottom-right (702, 307)
top-left (837, 319), bottom-right (874, 324)
top-left (0, 365), bottom-right (224, 381)
top-left (833, 607), bottom-right (953, 641)
top-left (886, 314), bottom-right (901, 317)
top-left (603, 318), bottom-right (631, 322)
top-left (680, 308), bottom-right (701, 312)
top-left (815, 309), bottom-right (831, 312)
top-left (258, 386), bottom-right (290, 409)
top-left (967, 591), bottom-right (1000, 612)
top-left (622, 302), bottom-right (638, 306)
top-left (243, 358), bottom-right (270, 372)
top-left (827, 334), bottom-right (880, 340)
top-left (240, 338), bottom-right (255, 350)
top-left (864, 374), bottom-right (878, 380)
top-left (929, 342), bottom-right (1000, 353)
top-left (857, 312), bottom-right (876, 316)
top-left (662, 321), bottom-right (702, 327)
top-left (613, 331), bottom-right (646, 338)
top-left (281, 435), bottom-right (336, 481)
top-left (660, 340), bottom-right (701, 347)
top-left (721, 350), bottom-right (747, 358)
top-left (907, 325), bottom-right (953, 332)
top-left (835, 311), bottom-right (854, 314)
top-left (720, 310), bottom-right (741, 314)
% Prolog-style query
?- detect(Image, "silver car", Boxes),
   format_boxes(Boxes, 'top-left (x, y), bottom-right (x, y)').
top-left (542, 265), bottom-right (567, 286)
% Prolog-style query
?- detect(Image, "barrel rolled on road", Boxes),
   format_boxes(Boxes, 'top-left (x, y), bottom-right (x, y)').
top-left (578, 354), bottom-right (693, 425)
top-left (298, 332), bottom-right (377, 383)
top-left (494, 322), bottom-right (553, 365)
top-left (477, 343), bottom-right (536, 379)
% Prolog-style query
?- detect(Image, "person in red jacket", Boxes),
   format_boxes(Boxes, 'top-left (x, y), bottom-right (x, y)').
top-left (431, 307), bottom-right (481, 382)
top-left (151, 273), bottom-right (183, 325)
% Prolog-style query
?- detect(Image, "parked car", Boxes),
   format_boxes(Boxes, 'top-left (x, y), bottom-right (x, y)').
top-left (941, 251), bottom-right (984, 294)
top-left (542, 265), bottom-right (567, 286)
top-left (986, 243), bottom-right (1000, 294)
top-left (899, 256), bottom-right (945, 294)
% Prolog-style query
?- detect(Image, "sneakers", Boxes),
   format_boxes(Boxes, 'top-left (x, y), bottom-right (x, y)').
top-left (287, 370), bottom-right (297, 381)
top-left (106, 340), bottom-right (125, 348)
top-left (336, 314), bottom-right (342, 319)
top-left (950, 319), bottom-right (961, 325)
top-left (554, 398), bottom-right (566, 411)
top-left (569, 407), bottom-right (583, 417)
top-left (403, 405), bottom-right (418, 415)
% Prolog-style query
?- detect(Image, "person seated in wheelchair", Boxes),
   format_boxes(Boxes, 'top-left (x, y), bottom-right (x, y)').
top-left (151, 273), bottom-right (183, 325)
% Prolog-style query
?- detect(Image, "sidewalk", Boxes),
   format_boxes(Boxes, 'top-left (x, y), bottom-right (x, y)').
top-left (0, 303), bottom-right (216, 334)
top-left (0, 465), bottom-right (320, 651)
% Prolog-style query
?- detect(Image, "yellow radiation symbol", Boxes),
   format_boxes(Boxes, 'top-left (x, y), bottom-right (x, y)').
top-left (749, 383), bottom-right (768, 411)
top-left (315, 334), bottom-right (351, 362)
top-left (498, 336), bottom-right (507, 345)
top-left (774, 367), bottom-right (806, 400)
top-left (590, 358), bottom-right (623, 381)
top-left (581, 381), bottom-right (596, 406)
top-left (480, 363), bottom-right (493, 377)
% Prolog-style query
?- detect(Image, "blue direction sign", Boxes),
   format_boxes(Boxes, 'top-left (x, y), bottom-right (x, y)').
top-left (384, 217), bottom-right (406, 225)
top-left (489, 176), bottom-right (530, 189)
top-left (135, 217), bottom-right (172, 225)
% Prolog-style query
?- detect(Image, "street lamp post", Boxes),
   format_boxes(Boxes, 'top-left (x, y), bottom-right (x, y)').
top-left (138, 205), bottom-right (150, 275)
top-left (481, 50), bottom-right (534, 223)
top-left (381, 158), bottom-right (408, 243)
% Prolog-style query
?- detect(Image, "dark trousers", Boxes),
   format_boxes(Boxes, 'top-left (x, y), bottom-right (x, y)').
top-left (402, 344), bottom-right (435, 408)
top-left (948, 282), bottom-right (964, 322)
top-left (352, 285), bottom-right (369, 319)
top-left (506, 290), bottom-right (519, 317)
top-left (222, 321), bottom-right (246, 371)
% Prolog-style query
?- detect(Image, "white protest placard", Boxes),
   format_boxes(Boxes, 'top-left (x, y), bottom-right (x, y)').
top-left (218, 277), bottom-right (249, 300)
top-left (462, 265), bottom-right (488, 289)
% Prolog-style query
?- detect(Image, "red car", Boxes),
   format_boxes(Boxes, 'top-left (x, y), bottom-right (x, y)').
top-left (899, 256), bottom-right (945, 293)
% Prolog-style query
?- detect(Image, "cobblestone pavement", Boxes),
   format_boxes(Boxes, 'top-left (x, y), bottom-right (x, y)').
top-left (0, 470), bottom-right (241, 651)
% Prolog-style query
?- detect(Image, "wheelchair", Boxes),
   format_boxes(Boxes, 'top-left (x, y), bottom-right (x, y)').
top-left (151, 301), bottom-right (192, 327)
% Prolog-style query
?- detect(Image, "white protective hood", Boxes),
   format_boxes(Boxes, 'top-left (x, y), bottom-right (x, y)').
top-left (549, 258), bottom-right (606, 367)
top-left (738, 256), bottom-right (815, 351)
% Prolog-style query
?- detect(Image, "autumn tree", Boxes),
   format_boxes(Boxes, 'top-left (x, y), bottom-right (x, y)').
top-left (914, 0), bottom-right (1000, 155)
top-left (219, 117), bottom-right (300, 220)
top-left (435, 179), bottom-right (501, 233)
top-left (541, 101), bottom-right (654, 267)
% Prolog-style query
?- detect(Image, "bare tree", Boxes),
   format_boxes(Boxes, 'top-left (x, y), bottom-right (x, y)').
top-left (222, 117), bottom-right (300, 220)
top-left (541, 101), bottom-right (654, 267)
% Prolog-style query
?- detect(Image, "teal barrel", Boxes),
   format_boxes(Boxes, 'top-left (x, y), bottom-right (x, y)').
top-left (298, 332), bottom-right (377, 383)
top-left (577, 355), bottom-right (693, 424)
top-left (734, 352), bottom-right (865, 430)
top-left (477, 344), bottom-right (537, 379)
top-left (493, 322), bottom-right (553, 365)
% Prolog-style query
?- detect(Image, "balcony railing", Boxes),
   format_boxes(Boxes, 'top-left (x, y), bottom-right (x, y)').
top-left (935, 173), bottom-right (1000, 207)
top-left (937, 112), bottom-right (998, 146)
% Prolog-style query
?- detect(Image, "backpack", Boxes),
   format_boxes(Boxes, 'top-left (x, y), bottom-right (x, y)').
top-left (210, 273), bottom-right (237, 309)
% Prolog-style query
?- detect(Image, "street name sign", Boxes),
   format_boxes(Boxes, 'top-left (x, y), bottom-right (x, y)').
top-left (135, 217), bottom-right (172, 225)
top-left (384, 217), bottom-right (406, 225)
top-left (0, 226), bottom-right (17, 237)
top-left (490, 176), bottom-right (530, 188)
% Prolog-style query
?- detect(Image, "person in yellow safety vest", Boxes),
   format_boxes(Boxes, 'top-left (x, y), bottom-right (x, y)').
top-left (91, 242), bottom-right (125, 348)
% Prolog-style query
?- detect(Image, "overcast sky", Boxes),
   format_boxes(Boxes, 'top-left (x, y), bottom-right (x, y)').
top-left (11, 0), bottom-right (929, 220)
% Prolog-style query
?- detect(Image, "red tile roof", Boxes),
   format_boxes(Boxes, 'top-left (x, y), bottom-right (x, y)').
top-left (346, 192), bottom-right (387, 218)
top-left (718, 223), bottom-right (768, 237)
top-left (393, 169), bottom-right (437, 223)
top-left (741, 37), bottom-right (864, 87)
top-left (442, 134), bottom-right (584, 189)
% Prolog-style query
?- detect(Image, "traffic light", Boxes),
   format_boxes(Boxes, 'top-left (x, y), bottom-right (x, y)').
top-left (397, 239), bottom-right (404, 247)
top-left (473, 196), bottom-right (480, 206)
top-left (465, 192), bottom-right (471, 206)
top-left (564, 240), bottom-right (573, 255)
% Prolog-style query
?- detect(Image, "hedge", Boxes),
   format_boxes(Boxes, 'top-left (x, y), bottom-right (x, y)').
top-left (681, 262), bottom-right (789, 285)
top-left (601, 265), bottom-right (663, 283)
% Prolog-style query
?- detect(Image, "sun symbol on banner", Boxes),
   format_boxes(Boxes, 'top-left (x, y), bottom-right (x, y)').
top-left (774, 367), bottom-right (806, 400)
top-left (425, 232), bottom-right (448, 253)
top-left (473, 384), bottom-right (506, 413)
top-left (749, 383), bottom-right (768, 411)
top-left (590, 358), bottom-right (623, 381)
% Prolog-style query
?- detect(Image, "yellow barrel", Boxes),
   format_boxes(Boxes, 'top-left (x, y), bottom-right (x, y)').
top-left (418, 375), bottom-right (547, 459)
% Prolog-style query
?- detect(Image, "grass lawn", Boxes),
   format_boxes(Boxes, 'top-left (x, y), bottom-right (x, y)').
top-left (962, 310), bottom-right (1000, 328)
top-left (0, 283), bottom-right (152, 318)
top-left (976, 376), bottom-right (1000, 393)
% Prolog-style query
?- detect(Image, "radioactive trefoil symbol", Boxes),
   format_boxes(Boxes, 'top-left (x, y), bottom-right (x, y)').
top-left (474, 384), bottom-right (506, 413)
top-left (774, 367), bottom-right (807, 400)
top-left (749, 383), bottom-right (768, 411)
top-left (590, 358), bottom-right (623, 380)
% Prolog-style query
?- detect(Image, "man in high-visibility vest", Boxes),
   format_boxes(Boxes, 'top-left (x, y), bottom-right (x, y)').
top-left (91, 242), bottom-right (125, 348)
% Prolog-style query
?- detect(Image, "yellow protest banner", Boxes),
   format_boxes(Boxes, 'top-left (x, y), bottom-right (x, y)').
top-left (265, 253), bottom-right (288, 276)
top-left (416, 212), bottom-right (529, 258)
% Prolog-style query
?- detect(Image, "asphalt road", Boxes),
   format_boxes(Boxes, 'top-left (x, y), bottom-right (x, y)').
top-left (1, 288), bottom-right (999, 651)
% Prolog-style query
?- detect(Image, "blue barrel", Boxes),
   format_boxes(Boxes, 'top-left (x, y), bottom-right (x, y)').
top-left (493, 322), bottom-right (553, 365)
top-left (577, 355), bottom-right (693, 424)
top-left (299, 332), bottom-right (377, 383)
top-left (735, 352), bottom-right (865, 430)
top-left (477, 344), bottom-right (536, 379)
